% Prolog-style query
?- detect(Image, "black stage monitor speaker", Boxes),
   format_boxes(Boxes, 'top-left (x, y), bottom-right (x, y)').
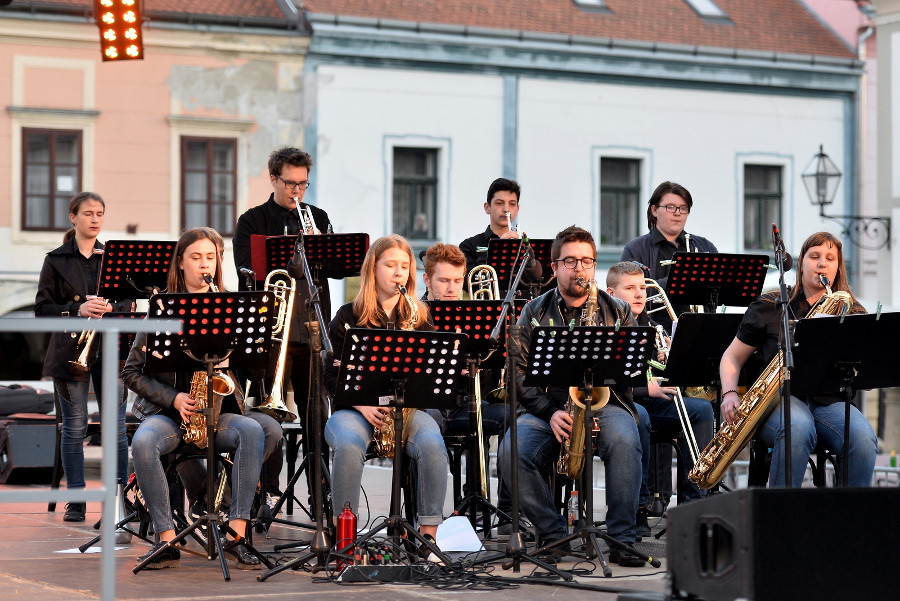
top-left (0, 421), bottom-right (56, 484)
top-left (668, 487), bottom-right (900, 601)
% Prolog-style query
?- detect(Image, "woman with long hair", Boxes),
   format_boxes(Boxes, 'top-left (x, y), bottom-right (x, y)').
top-left (35, 192), bottom-right (133, 523)
top-left (122, 227), bottom-right (266, 569)
top-left (323, 235), bottom-right (448, 550)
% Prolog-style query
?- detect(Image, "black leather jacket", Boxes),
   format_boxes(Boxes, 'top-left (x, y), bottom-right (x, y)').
top-left (513, 287), bottom-right (641, 424)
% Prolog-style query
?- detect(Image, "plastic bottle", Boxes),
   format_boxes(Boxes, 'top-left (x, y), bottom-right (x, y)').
top-left (567, 490), bottom-right (579, 530)
top-left (336, 503), bottom-right (357, 570)
top-left (891, 449), bottom-right (897, 468)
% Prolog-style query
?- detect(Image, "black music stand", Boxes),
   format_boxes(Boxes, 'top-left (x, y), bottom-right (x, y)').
top-left (135, 291), bottom-right (276, 580)
top-left (249, 233), bottom-right (369, 282)
top-left (487, 237), bottom-right (552, 298)
top-left (664, 252), bottom-right (768, 309)
top-left (428, 299), bottom-right (514, 535)
top-left (525, 325), bottom-right (660, 577)
top-left (98, 240), bottom-right (175, 298)
top-left (335, 328), bottom-right (466, 567)
top-left (792, 312), bottom-right (900, 486)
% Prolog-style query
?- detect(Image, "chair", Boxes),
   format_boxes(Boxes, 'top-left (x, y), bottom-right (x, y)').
top-left (748, 438), bottom-right (840, 487)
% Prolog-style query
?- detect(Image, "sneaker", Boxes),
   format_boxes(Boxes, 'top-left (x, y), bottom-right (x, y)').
top-left (635, 506), bottom-right (652, 539)
top-left (136, 541), bottom-right (181, 569)
top-left (224, 540), bottom-right (262, 570)
top-left (608, 546), bottom-right (645, 567)
top-left (265, 493), bottom-right (281, 516)
top-left (418, 533), bottom-right (440, 561)
top-left (64, 502), bottom-right (86, 522)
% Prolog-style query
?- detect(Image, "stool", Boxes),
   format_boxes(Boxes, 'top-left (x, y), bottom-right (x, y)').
top-left (649, 429), bottom-right (685, 505)
top-left (444, 434), bottom-right (468, 507)
top-left (748, 438), bottom-right (840, 487)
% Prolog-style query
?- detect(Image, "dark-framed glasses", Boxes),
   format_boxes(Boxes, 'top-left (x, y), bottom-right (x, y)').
top-left (556, 257), bottom-right (597, 270)
top-left (277, 176), bottom-right (311, 190)
top-left (659, 204), bottom-right (690, 215)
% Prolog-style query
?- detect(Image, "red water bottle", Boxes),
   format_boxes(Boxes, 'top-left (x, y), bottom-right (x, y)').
top-left (336, 503), bottom-right (357, 570)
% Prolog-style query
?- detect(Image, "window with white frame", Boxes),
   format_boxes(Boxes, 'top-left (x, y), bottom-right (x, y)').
top-left (392, 147), bottom-right (438, 241)
top-left (600, 157), bottom-right (641, 247)
top-left (744, 164), bottom-right (782, 251)
top-left (22, 128), bottom-right (83, 231)
top-left (181, 137), bottom-right (237, 236)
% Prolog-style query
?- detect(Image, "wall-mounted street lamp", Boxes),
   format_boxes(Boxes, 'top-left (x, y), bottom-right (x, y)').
top-left (802, 145), bottom-right (890, 250)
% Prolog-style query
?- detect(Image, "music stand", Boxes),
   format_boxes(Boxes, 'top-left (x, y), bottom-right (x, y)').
top-left (524, 325), bottom-right (660, 576)
top-left (249, 233), bottom-right (369, 281)
top-left (98, 240), bottom-right (176, 298)
top-left (664, 252), bottom-right (768, 309)
top-left (487, 237), bottom-right (552, 297)
top-left (134, 291), bottom-right (276, 580)
top-left (792, 312), bottom-right (900, 486)
top-left (335, 328), bottom-right (466, 566)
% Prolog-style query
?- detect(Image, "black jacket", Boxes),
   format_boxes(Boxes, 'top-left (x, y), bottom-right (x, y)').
top-left (35, 238), bottom-right (133, 381)
top-left (233, 194), bottom-right (333, 343)
top-left (513, 287), bottom-right (641, 424)
top-left (459, 226), bottom-right (542, 290)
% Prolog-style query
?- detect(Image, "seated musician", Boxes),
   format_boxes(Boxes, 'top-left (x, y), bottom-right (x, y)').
top-left (421, 242), bottom-right (512, 521)
top-left (323, 235), bottom-right (449, 551)
top-left (458, 177), bottom-right (541, 292)
top-left (719, 231), bottom-right (877, 487)
top-left (606, 261), bottom-right (714, 533)
top-left (123, 227), bottom-right (267, 570)
top-left (498, 226), bottom-right (646, 567)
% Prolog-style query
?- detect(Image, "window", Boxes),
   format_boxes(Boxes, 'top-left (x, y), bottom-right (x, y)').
top-left (599, 158), bottom-right (641, 247)
top-left (22, 129), bottom-right (82, 231)
top-left (744, 165), bottom-right (782, 251)
top-left (683, 0), bottom-right (730, 23)
top-left (572, 0), bottom-right (611, 12)
top-left (181, 137), bottom-right (237, 236)
top-left (392, 148), bottom-right (438, 241)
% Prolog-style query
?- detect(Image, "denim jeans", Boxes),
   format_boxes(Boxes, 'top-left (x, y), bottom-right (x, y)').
top-left (498, 405), bottom-right (642, 544)
top-left (131, 412), bottom-right (265, 534)
top-left (758, 396), bottom-right (877, 488)
top-left (55, 376), bottom-right (128, 489)
top-left (324, 408), bottom-right (448, 527)
top-left (636, 394), bottom-right (714, 503)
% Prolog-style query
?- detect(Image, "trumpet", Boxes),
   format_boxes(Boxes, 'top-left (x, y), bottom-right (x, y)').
top-left (467, 265), bottom-right (499, 300)
top-left (294, 198), bottom-right (318, 235)
top-left (69, 249), bottom-right (105, 372)
top-left (254, 269), bottom-right (298, 422)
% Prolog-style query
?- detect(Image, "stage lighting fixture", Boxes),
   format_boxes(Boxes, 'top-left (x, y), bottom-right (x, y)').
top-left (95, 0), bottom-right (144, 62)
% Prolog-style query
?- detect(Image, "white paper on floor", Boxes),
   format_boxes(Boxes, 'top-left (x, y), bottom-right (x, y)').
top-left (436, 515), bottom-right (484, 552)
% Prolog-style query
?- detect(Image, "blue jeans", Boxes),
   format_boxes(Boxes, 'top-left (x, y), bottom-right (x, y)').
top-left (55, 376), bottom-right (128, 489)
top-left (759, 396), bottom-right (877, 488)
top-left (499, 405), bottom-right (642, 544)
top-left (636, 394), bottom-right (714, 504)
top-left (131, 413), bottom-right (265, 534)
top-left (324, 408), bottom-right (448, 527)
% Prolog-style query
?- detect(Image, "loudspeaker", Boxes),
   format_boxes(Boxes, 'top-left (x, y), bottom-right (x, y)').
top-left (668, 488), bottom-right (900, 601)
top-left (0, 421), bottom-right (56, 484)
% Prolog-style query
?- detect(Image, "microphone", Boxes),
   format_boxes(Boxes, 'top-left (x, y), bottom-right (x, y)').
top-left (522, 234), bottom-right (537, 269)
top-left (238, 267), bottom-right (255, 279)
top-left (771, 223), bottom-right (793, 272)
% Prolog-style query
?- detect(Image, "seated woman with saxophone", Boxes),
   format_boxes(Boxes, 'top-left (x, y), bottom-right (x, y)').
top-left (123, 227), bottom-right (266, 570)
top-left (323, 235), bottom-right (449, 551)
top-left (718, 231), bottom-right (877, 488)
top-left (35, 191), bottom-right (134, 524)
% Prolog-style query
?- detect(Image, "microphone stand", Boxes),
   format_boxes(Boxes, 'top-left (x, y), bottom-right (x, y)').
top-left (772, 225), bottom-right (793, 487)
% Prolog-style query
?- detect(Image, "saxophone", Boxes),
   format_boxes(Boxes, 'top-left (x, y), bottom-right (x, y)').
top-left (372, 284), bottom-right (418, 458)
top-left (182, 370), bottom-right (236, 449)
top-left (688, 278), bottom-right (852, 489)
top-left (557, 277), bottom-right (611, 479)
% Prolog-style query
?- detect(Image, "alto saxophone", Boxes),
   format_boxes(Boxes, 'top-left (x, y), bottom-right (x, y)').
top-left (557, 277), bottom-right (610, 479)
top-left (372, 284), bottom-right (418, 458)
top-left (688, 278), bottom-right (852, 489)
top-left (182, 370), bottom-right (236, 449)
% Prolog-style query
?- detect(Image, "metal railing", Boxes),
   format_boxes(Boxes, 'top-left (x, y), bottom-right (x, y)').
top-left (0, 317), bottom-right (178, 601)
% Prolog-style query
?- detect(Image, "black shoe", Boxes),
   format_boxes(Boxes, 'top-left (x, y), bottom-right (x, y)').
top-left (136, 541), bottom-right (181, 569)
top-left (635, 506), bottom-right (652, 539)
top-left (418, 533), bottom-right (440, 561)
top-left (608, 546), bottom-right (645, 567)
top-left (224, 540), bottom-right (262, 570)
top-left (64, 502), bottom-right (86, 522)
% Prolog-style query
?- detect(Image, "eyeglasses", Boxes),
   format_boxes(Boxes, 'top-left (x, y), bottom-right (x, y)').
top-left (658, 204), bottom-right (690, 215)
top-left (555, 257), bottom-right (597, 270)
top-left (276, 176), bottom-right (311, 190)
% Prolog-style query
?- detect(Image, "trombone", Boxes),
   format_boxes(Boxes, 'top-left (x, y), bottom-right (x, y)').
top-left (252, 269), bottom-right (298, 422)
top-left (467, 265), bottom-right (499, 300)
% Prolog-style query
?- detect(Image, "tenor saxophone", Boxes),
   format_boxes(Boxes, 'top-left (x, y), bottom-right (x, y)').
top-left (182, 370), bottom-right (236, 449)
top-left (688, 281), bottom-right (852, 489)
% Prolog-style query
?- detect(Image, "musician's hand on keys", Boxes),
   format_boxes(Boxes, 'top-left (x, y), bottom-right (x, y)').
top-left (174, 393), bottom-right (198, 423)
top-left (550, 409), bottom-right (573, 443)
top-left (721, 392), bottom-right (740, 425)
top-left (356, 405), bottom-right (390, 428)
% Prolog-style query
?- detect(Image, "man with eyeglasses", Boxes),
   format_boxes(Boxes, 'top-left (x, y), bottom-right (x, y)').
top-left (497, 225), bottom-right (647, 567)
top-left (232, 146), bottom-right (333, 513)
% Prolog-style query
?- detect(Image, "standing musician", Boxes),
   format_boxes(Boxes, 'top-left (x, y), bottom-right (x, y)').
top-left (459, 177), bottom-right (542, 293)
top-left (323, 235), bottom-right (448, 550)
top-left (719, 231), bottom-right (877, 487)
top-left (498, 226), bottom-right (646, 567)
top-left (35, 191), bottom-right (134, 523)
top-left (606, 261), bottom-right (713, 531)
top-left (123, 227), bottom-right (266, 570)
top-left (233, 146), bottom-right (333, 507)
top-left (421, 243), bottom-right (512, 519)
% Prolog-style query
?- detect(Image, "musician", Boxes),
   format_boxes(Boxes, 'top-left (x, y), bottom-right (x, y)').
top-left (720, 231), bottom-right (876, 487)
top-left (35, 192), bottom-right (133, 523)
top-left (124, 227), bottom-right (266, 569)
top-left (233, 146), bottom-right (333, 507)
top-left (498, 226), bottom-right (646, 567)
top-left (459, 177), bottom-right (542, 292)
top-left (421, 243), bottom-right (512, 518)
top-left (324, 235), bottom-right (448, 550)
top-left (606, 261), bottom-right (714, 529)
